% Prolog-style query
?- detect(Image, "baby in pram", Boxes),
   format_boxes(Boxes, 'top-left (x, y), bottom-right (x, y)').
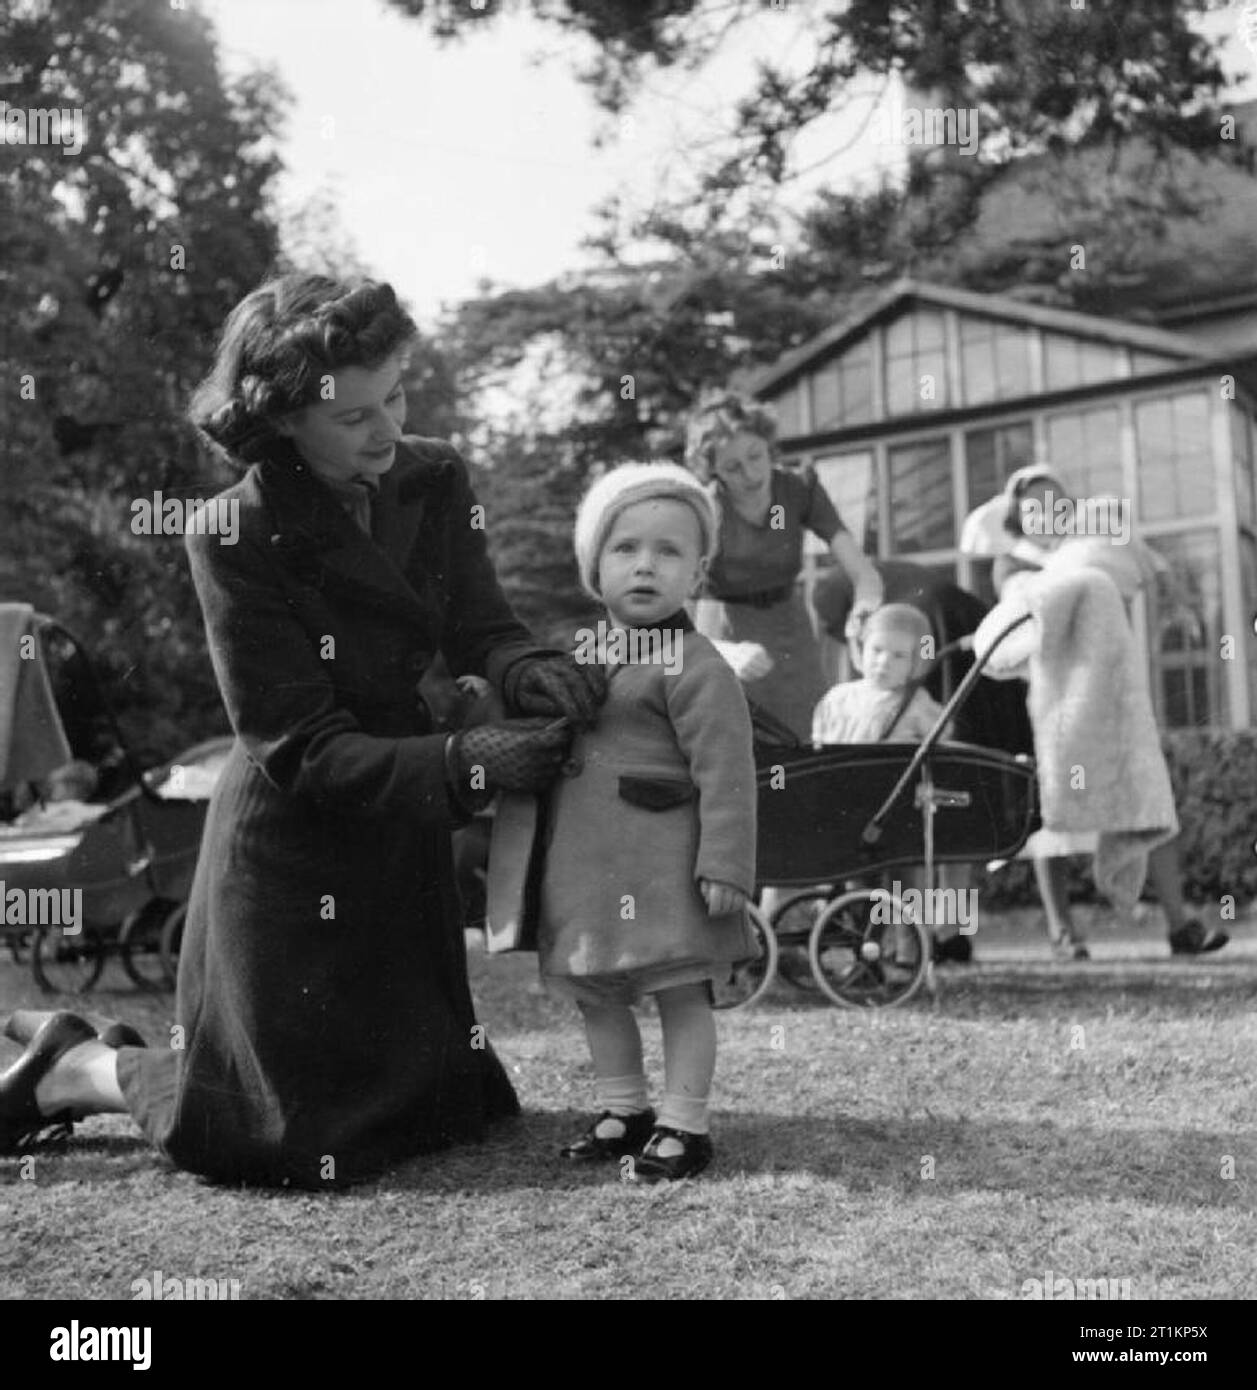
top-left (811, 604), bottom-right (950, 975)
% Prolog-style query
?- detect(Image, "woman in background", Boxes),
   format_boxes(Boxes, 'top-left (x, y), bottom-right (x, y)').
top-left (685, 392), bottom-right (882, 742)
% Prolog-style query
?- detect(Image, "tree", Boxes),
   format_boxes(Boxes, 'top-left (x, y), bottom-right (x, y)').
top-left (1, 0), bottom-right (286, 758)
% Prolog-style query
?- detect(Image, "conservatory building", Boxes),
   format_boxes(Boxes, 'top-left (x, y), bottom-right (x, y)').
top-left (748, 279), bottom-right (1257, 730)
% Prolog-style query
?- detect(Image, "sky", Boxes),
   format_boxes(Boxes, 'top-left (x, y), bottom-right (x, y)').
top-left (203, 0), bottom-right (1257, 329)
top-left (203, 0), bottom-right (897, 325)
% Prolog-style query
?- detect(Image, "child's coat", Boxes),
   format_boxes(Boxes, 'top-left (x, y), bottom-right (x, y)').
top-left (537, 627), bottom-right (758, 998)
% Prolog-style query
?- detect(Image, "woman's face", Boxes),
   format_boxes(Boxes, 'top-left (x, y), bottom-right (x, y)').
top-left (1017, 478), bottom-right (1063, 551)
top-left (277, 349), bottom-right (410, 484)
top-left (711, 430), bottom-right (772, 498)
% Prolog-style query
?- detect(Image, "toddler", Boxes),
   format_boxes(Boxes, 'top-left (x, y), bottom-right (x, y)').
top-left (812, 603), bottom-right (942, 746)
top-left (539, 462), bottom-right (758, 1182)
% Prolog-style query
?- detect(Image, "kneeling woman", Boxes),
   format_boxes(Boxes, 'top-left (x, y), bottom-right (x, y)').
top-left (0, 274), bottom-right (604, 1188)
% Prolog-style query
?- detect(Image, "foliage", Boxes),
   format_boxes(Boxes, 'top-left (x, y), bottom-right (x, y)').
top-left (0, 0), bottom-right (286, 758)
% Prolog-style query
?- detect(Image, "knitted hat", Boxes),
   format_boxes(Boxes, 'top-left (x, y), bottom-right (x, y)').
top-left (573, 462), bottom-right (719, 599)
top-left (857, 602), bottom-right (934, 681)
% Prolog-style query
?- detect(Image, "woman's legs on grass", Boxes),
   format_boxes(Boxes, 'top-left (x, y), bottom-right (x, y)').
top-left (1035, 856), bottom-right (1084, 947)
top-left (1146, 838), bottom-right (1187, 935)
top-left (34, 1041), bottom-right (127, 1119)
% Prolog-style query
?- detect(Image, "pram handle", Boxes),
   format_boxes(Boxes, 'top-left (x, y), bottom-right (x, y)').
top-left (860, 612), bottom-right (1033, 845)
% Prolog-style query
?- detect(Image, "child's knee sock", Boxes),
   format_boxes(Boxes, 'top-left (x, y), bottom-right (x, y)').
top-left (654, 984), bottom-right (716, 1136)
top-left (579, 1003), bottom-right (649, 1124)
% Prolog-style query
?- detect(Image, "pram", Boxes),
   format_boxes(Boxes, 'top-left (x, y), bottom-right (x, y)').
top-left (712, 613), bottom-right (1039, 1010)
top-left (0, 613), bottom-right (227, 994)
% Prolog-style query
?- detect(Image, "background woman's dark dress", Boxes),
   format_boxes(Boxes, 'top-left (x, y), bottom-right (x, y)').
top-left (116, 436), bottom-right (548, 1188)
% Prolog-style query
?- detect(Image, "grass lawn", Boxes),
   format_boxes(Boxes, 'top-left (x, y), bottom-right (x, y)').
top-left (1, 906), bottom-right (1254, 1300)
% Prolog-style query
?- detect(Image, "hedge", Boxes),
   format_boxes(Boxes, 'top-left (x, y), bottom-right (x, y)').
top-left (976, 729), bottom-right (1257, 911)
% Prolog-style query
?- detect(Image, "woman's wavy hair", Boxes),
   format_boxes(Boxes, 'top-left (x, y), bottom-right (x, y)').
top-left (683, 389), bottom-right (778, 481)
top-left (188, 274), bottom-right (418, 467)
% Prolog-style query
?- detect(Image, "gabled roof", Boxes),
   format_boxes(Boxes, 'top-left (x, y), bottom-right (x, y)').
top-left (749, 278), bottom-right (1211, 397)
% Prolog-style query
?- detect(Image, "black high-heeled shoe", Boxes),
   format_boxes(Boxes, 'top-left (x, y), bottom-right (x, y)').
top-left (0, 1012), bottom-right (96, 1154)
top-left (630, 1126), bottom-right (714, 1182)
top-left (4, 1008), bottom-right (145, 1050)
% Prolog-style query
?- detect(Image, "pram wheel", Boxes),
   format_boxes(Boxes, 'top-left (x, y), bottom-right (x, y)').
top-left (769, 889), bottom-right (833, 991)
top-left (120, 899), bottom-right (178, 991)
top-left (710, 903), bottom-right (777, 1011)
top-left (31, 925), bottom-right (105, 995)
top-left (808, 888), bottom-right (930, 1009)
top-left (158, 902), bottom-right (185, 986)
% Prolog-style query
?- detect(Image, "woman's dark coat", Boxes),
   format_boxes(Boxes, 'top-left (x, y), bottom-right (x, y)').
top-left (117, 436), bottom-right (548, 1188)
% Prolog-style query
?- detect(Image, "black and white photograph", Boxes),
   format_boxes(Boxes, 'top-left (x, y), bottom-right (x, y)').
top-left (1, 0), bottom-right (1255, 1331)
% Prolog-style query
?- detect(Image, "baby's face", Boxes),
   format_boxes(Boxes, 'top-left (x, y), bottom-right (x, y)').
top-left (598, 499), bottom-right (705, 626)
top-left (863, 630), bottom-right (915, 691)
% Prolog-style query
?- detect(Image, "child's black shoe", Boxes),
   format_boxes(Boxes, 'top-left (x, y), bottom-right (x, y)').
top-left (560, 1108), bottom-right (655, 1161)
top-left (630, 1126), bottom-right (713, 1182)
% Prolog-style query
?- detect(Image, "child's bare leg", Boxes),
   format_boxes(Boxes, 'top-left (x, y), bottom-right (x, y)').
top-left (654, 983), bottom-right (716, 1155)
top-left (577, 1001), bottom-right (649, 1128)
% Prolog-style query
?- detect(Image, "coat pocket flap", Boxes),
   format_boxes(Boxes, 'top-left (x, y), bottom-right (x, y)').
top-left (616, 776), bottom-right (696, 811)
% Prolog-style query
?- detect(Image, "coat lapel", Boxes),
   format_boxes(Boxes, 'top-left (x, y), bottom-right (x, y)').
top-left (256, 443), bottom-right (442, 633)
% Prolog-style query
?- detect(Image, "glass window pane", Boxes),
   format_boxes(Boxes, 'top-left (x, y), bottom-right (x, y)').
top-left (1234, 405), bottom-right (1254, 529)
top-left (813, 451), bottom-right (877, 555)
top-left (885, 314), bottom-right (914, 357)
top-left (1078, 340), bottom-right (1121, 384)
top-left (919, 348), bottom-right (948, 409)
top-left (915, 309), bottom-right (945, 349)
top-left (1132, 351), bottom-right (1177, 376)
top-left (773, 382), bottom-right (803, 437)
top-left (1240, 536), bottom-right (1257, 715)
top-left (1135, 391), bottom-right (1213, 521)
top-left (1046, 406), bottom-right (1122, 497)
top-left (1044, 334), bottom-right (1081, 391)
top-left (885, 354), bottom-right (917, 418)
top-left (964, 420), bottom-right (1034, 515)
top-left (810, 364), bottom-right (842, 431)
top-left (839, 359), bottom-right (874, 425)
top-left (888, 437), bottom-right (954, 554)
top-left (994, 326), bottom-right (1032, 399)
top-left (962, 334), bottom-right (996, 407)
top-left (1145, 529), bottom-right (1227, 728)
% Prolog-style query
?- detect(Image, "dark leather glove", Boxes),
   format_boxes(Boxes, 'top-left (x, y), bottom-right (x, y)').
top-left (447, 718), bottom-right (572, 810)
top-left (506, 655), bottom-right (607, 729)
